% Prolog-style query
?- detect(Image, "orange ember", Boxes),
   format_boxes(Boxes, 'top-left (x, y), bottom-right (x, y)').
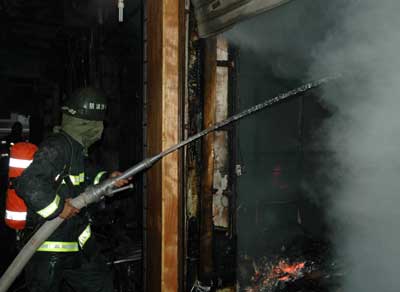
top-left (245, 258), bottom-right (308, 291)
top-left (270, 260), bottom-right (306, 282)
top-left (278, 260), bottom-right (305, 274)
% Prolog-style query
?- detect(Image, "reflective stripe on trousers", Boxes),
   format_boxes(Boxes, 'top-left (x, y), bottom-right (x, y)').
top-left (37, 224), bottom-right (92, 252)
top-left (37, 242), bottom-right (79, 252)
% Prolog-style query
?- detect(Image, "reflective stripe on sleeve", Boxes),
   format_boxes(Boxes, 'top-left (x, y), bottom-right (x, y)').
top-left (59, 173), bottom-right (85, 186)
top-left (5, 210), bottom-right (27, 221)
top-left (94, 171), bottom-right (107, 185)
top-left (36, 195), bottom-right (61, 218)
top-left (78, 224), bottom-right (91, 248)
top-left (69, 173), bottom-right (85, 185)
top-left (37, 241), bottom-right (79, 252)
top-left (9, 158), bottom-right (33, 169)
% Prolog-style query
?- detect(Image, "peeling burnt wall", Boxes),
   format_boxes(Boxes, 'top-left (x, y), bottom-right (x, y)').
top-left (212, 38), bottom-right (230, 229)
top-left (186, 24), bottom-right (203, 221)
top-left (184, 13), bottom-right (238, 289)
top-left (184, 11), bottom-right (204, 291)
top-left (213, 38), bottom-right (237, 290)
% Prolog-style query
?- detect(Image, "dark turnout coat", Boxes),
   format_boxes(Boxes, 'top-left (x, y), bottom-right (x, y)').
top-left (14, 131), bottom-right (113, 292)
top-left (15, 131), bottom-right (107, 252)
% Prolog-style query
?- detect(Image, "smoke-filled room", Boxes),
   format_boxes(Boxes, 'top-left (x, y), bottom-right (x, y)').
top-left (0, 0), bottom-right (396, 291)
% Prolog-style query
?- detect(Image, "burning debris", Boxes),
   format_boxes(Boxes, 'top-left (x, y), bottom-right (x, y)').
top-left (270, 260), bottom-right (306, 282)
top-left (242, 256), bottom-right (312, 292)
top-left (239, 238), bottom-right (344, 292)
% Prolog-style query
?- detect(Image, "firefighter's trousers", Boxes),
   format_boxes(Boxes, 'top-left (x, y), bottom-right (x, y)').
top-left (25, 251), bottom-right (113, 292)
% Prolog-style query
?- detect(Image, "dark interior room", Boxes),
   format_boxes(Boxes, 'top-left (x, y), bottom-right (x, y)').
top-left (0, 1), bottom-right (398, 292)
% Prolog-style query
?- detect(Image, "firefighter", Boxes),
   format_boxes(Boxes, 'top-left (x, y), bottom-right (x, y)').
top-left (14, 87), bottom-right (130, 292)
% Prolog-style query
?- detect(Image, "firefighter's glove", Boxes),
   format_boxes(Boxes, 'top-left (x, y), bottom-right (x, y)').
top-left (59, 198), bottom-right (80, 219)
top-left (110, 171), bottom-right (132, 188)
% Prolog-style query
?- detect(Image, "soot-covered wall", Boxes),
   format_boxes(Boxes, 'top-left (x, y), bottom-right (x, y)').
top-left (224, 0), bottom-right (338, 256)
top-left (225, 1), bottom-right (400, 290)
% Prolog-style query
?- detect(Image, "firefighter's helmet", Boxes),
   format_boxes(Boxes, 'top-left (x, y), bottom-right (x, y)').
top-left (62, 87), bottom-right (107, 121)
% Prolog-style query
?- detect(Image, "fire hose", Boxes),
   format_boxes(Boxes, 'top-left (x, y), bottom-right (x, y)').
top-left (0, 75), bottom-right (337, 291)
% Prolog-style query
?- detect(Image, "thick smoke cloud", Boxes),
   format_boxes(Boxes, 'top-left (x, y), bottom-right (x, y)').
top-left (226, 0), bottom-right (400, 290)
top-left (224, 0), bottom-right (338, 255)
top-left (225, 1), bottom-right (342, 80)
top-left (310, 1), bottom-right (400, 291)
top-left (224, 1), bottom-right (346, 255)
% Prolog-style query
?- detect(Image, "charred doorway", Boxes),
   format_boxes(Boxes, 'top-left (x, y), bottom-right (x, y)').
top-left (224, 1), bottom-right (343, 291)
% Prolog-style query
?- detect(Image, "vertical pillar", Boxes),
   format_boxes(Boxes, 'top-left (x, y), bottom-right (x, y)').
top-left (146, 0), bottom-right (183, 291)
top-left (199, 37), bottom-right (217, 283)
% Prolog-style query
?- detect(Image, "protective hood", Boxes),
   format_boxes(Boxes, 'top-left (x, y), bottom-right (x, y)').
top-left (60, 114), bottom-right (104, 151)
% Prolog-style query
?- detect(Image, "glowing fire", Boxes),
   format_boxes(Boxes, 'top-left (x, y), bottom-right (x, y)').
top-left (245, 259), bottom-right (307, 291)
top-left (272, 260), bottom-right (305, 281)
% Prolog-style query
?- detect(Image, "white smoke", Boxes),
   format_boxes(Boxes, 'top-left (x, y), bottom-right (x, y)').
top-left (309, 0), bottom-right (400, 291)
top-left (225, 0), bottom-right (340, 80)
top-left (226, 0), bottom-right (400, 290)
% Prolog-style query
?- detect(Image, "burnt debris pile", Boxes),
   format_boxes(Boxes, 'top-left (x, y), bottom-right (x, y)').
top-left (239, 237), bottom-right (344, 292)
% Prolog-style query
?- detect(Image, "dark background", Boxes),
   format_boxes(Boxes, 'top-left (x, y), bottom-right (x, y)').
top-left (0, 1), bottom-right (144, 290)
